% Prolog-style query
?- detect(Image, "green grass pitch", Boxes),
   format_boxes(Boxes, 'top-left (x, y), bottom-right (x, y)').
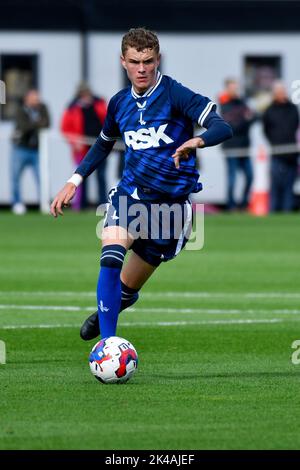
top-left (0, 211), bottom-right (300, 450)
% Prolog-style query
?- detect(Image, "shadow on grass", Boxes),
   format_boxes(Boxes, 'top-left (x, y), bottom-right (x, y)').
top-left (203, 371), bottom-right (300, 379)
top-left (7, 359), bottom-right (68, 364)
top-left (144, 371), bottom-right (299, 381)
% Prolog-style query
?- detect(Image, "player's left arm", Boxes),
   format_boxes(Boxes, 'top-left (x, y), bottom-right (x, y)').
top-left (172, 111), bottom-right (233, 169)
top-left (169, 80), bottom-right (232, 168)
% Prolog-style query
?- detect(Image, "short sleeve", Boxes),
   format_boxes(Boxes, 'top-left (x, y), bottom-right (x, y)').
top-left (100, 96), bottom-right (121, 142)
top-left (169, 79), bottom-right (216, 127)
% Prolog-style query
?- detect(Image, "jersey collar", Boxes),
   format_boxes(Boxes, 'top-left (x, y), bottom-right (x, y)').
top-left (131, 71), bottom-right (162, 99)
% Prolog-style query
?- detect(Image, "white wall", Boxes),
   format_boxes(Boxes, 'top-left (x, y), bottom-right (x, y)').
top-left (0, 32), bottom-right (81, 203)
top-left (88, 33), bottom-right (124, 101)
top-left (1, 32), bottom-right (300, 205)
top-left (158, 33), bottom-right (300, 202)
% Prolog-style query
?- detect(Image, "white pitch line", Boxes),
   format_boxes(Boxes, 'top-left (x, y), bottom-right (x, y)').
top-left (1, 291), bottom-right (300, 299)
top-left (149, 292), bottom-right (300, 299)
top-left (1, 323), bottom-right (78, 330)
top-left (131, 308), bottom-right (300, 315)
top-left (0, 304), bottom-right (95, 312)
top-left (0, 291), bottom-right (96, 297)
top-left (121, 319), bottom-right (283, 326)
top-left (0, 304), bottom-right (300, 315)
top-left (0, 318), bottom-right (283, 330)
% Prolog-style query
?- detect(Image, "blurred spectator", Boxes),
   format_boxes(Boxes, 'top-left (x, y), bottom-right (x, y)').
top-left (219, 79), bottom-right (255, 211)
top-left (11, 89), bottom-right (50, 215)
top-left (61, 83), bottom-right (107, 210)
top-left (263, 81), bottom-right (299, 212)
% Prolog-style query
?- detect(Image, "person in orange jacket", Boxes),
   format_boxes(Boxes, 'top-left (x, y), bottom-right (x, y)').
top-left (61, 82), bottom-right (107, 209)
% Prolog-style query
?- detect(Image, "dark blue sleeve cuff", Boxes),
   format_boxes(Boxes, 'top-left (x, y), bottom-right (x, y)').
top-left (198, 111), bottom-right (233, 147)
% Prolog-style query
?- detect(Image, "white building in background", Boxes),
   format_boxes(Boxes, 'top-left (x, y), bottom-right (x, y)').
top-left (1, 31), bottom-right (300, 205)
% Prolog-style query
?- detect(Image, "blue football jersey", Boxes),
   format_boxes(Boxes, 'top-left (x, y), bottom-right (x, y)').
top-left (100, 72), bottom-right (216, 199)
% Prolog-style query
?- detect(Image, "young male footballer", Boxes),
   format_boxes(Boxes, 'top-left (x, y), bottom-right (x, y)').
top-left (51, 28), bottom-right (232, 340)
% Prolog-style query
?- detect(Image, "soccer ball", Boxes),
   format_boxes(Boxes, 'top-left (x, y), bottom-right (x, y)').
top-left (89, 336), bottom-right (138, 384)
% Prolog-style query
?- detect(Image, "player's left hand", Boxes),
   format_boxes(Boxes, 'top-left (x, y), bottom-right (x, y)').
top-left (172, 137), bottom-right (204, 169)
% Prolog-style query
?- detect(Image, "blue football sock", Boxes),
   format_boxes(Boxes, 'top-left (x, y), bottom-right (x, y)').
top-left (97, 244), bottom-right (126, 338)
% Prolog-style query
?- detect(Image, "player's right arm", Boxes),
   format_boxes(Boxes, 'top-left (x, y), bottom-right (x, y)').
top-left (50, 97), bottom-right (120, 218)
top-left (50, 135), bottom-right (116, 217)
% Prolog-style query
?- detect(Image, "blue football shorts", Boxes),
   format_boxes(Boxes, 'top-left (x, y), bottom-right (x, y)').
top-left (102, 184), bottom-right (193, 267)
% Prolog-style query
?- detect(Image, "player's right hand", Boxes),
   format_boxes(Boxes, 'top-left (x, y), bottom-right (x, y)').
top-left (50, 183), bottom-right (77, 218)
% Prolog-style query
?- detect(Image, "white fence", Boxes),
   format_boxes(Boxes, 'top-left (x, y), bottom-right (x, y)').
top-left (1, 126), bottom-right (300, 212)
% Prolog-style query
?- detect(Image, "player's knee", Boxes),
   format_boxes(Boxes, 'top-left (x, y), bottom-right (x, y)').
top-left (100, 244), bottom-right (126, 269)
